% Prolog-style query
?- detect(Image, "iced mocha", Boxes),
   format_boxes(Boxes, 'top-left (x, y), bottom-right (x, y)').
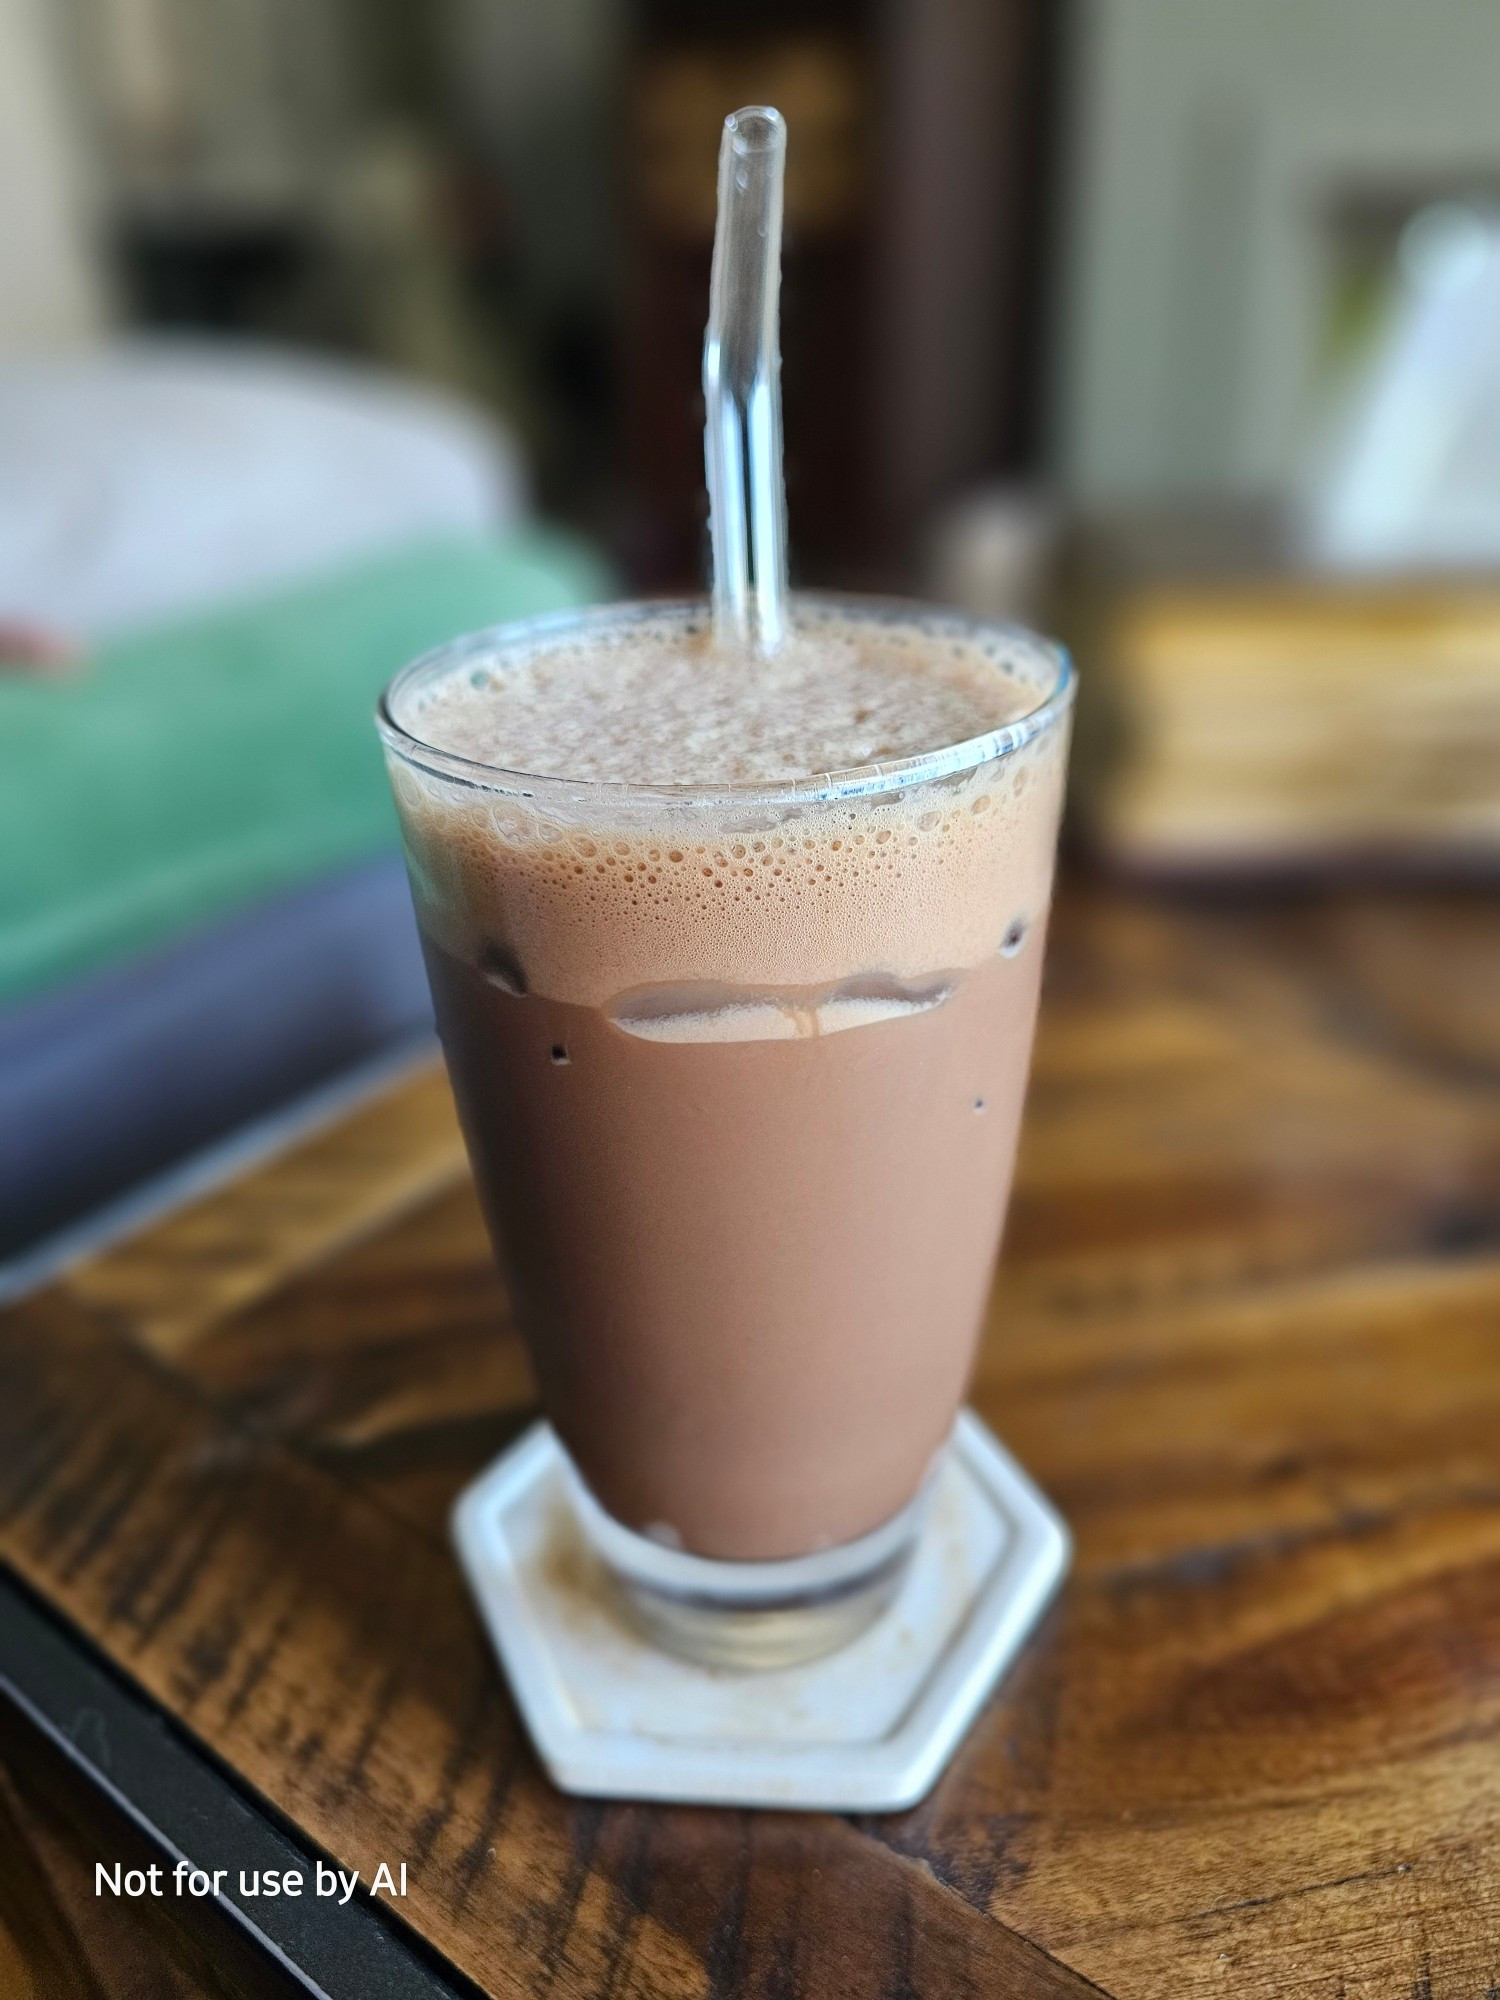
top-left (386, 605), bottom-right (1068, 1561)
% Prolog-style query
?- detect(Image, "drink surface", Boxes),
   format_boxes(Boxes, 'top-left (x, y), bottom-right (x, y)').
top-left (389, 608), bottom-right (1065, 1013)
top-left (402, 613), bottom-right (1035, 786)
top-left (385, 605), bottom-right (1070, 1559)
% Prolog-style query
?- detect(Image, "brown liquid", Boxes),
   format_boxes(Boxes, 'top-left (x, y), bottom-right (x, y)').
top-left (423, 933), bottom-right (1045, 1559)
top-left (385, 604), bottom-right (1068, 1562)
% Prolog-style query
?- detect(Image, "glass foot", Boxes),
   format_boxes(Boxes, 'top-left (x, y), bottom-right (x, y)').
top-left (561, 1452), bottom-right (936, 1671)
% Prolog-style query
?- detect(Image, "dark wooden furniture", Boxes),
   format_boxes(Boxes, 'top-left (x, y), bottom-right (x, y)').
top-left (2, 879), bottom-right (1498, 1997)
top-left (619, 0), bottom-right (1057, 590)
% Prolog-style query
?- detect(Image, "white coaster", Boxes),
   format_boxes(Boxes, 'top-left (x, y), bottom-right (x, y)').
top-left (451, 1410), bottom-right (1069, 1813)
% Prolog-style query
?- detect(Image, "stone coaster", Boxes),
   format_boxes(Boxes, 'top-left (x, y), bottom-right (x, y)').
top-left (451, 1409), bottom-right (1069, 1812)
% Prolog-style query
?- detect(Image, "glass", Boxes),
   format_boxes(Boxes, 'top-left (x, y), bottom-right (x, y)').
top-left (378, 594), bottom-right (1073, 1668)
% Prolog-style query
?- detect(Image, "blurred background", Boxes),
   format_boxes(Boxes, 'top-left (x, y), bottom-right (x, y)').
top-left (3, 0), bottom-right (1499, 1277)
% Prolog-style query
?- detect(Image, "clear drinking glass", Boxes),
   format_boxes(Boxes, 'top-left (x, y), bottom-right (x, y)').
top-left (378, 594), bottom-right (1073, 1668)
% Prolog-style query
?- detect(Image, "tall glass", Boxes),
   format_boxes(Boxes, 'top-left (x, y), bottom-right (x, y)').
top-left (378, 595), bottom-right (1072, 1667)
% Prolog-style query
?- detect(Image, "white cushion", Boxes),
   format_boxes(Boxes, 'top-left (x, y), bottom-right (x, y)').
top-left (0, 337), bottom-right (526, 637)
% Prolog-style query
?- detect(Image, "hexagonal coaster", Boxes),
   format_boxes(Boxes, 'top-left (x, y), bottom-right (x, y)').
top-left (451, 1410), bottom-right (1068, 1813)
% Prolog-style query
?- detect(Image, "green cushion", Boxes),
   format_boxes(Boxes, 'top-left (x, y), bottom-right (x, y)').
top-left (0, 531), bottom-right (610, 1005)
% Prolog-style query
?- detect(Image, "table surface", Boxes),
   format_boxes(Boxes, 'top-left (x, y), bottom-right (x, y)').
top-left (3, 878), bottom-right (1498, 1999)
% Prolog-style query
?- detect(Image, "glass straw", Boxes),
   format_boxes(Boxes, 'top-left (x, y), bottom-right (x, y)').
top-left (703, 106), bottom-right (789, 655)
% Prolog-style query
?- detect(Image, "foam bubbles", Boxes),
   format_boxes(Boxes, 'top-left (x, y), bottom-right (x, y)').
top-left (387, 610), bottom-right (1071, 1007)
top-left (402, 612), bottom-right (1040, 788)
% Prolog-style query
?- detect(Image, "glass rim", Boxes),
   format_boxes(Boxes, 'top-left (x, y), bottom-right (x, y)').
top-left (375, 591), bottom-right (1075, 812)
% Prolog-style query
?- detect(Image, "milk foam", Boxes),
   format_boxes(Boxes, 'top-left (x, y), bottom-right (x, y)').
top-left (386, 606), bottom-right (1071, 1008)
top-left (405, 613), bottom-right (1033, 786)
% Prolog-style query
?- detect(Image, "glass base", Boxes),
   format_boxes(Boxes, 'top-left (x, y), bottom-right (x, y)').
top-left (560, 1453), bottom-right (938, 1670)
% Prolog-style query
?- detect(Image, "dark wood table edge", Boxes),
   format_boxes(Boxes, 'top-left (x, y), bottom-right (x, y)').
top-left (0, 1564), bottom-right (485, 2000)
top-left (0, 1033), bottom-right (438, 1309)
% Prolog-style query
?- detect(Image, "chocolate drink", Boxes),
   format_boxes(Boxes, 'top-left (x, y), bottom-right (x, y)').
top-left (382, 601), bottom-right (1070, 1563)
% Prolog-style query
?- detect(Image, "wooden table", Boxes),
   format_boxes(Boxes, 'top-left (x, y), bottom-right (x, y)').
top-left (3, 878), bottom-right (1498, 1998)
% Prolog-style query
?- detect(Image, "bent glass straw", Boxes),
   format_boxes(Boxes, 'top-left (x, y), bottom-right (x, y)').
top-left (703, 106), bottom-right (789, 655)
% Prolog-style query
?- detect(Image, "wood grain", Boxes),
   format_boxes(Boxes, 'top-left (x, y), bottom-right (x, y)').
top-left (2, 879), bottom-right (1498, 1998)
top-left (64, 1066), bottom-right (468, 1357)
